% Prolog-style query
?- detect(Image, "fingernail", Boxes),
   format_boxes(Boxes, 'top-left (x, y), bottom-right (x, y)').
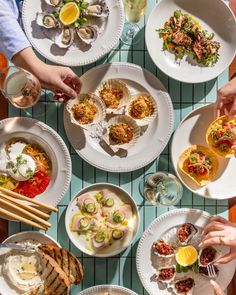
top-left (199, 242), bottom-right (202, 247)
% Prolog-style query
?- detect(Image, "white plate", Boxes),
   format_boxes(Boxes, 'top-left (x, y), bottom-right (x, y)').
top-left (22, 0), bottom-right (124, 66)
top-left (0, 117), bottom-right (71, 217)
top-left (145, 0), bottom-right (236, 83)
top-left (78, 285), bottom-right (138, 295)
top-left (136, 208), bottom-right (236, 295)
top-left (171, 104), bottom-right (236, 200)
top-left (64, 62), bottom-right (174, 172)
top-left (65, 183), bottom-right (140, 257)
top-left (0, 231), bottom-right (59, 295)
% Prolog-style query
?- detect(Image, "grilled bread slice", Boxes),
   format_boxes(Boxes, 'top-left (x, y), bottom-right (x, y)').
top-left (39, 244), bottom-right (84, 285)
top-left (23, 284), bottom-right (44, 295)
top-left (41, 253), bottom-right (70, 295)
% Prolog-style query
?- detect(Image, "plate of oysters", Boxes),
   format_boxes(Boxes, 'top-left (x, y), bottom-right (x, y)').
top-left (136, 208), bottom-right (236, 295)
top-left (22, 0), bottom-right (124, 66)
top-left (63, 62), bottom-right (174, 172)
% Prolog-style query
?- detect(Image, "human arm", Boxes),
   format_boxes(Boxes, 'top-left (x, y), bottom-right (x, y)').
top-left (199, 216), bottom-right (236, 264)
top-left (215, 77), bottom-right (236, 118)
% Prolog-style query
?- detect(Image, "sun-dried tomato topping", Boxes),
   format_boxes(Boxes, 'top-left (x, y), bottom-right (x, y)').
top-left (178, 223), bottom-right (193, 243)
top-left (174, 278), bottom-right (194, 293)
top-left (158, 267), bottom-right (175, 281)
top-left (199, 266), bottom-right (219, 276)
top-left (200, 247), bottom-right (217, 265)
top-left (153, 239), bottom-right (174, 256)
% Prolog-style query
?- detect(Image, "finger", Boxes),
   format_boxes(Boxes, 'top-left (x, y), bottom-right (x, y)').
top-left (202, 222), bottom-right (224, 235)
top-left (228, 98), bottom-right (236, 119)
top-left (199, 237), bottom-right (224, 248)
top-left (215, 252), bottom-right (236, 264)
top-left (210, 280), bottom-right (225, 295)
top-left (71, 76), bottom-right (82, 93)
top-left (210, 216), bottom-right (228, 224)
top-left (201, 231), bottom-right (225, 242)
top-left (57, 81), bottom-right (77, 98)
top-left (218, 78), bottom-right (236, 98)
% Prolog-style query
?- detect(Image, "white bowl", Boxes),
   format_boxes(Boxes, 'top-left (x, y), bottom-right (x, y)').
top-left (145, 0), bottom-right (236, 83)
top-left (65, 183), bottom-right (140, 257)
top-left (78, 285), bottom-right (138, 295)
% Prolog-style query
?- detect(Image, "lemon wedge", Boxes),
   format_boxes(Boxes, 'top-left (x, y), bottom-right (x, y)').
top-left (175, 246), bottom-right (198, 267)
top-left (59, 2), bottom-right (80, 26)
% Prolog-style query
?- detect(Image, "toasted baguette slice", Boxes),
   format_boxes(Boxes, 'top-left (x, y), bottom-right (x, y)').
top-left (39, 244), bottom-right (84, 285)
top-left (23, 284), bottom-right (44, 295)
top-left (41, 253), bottom-right (70, 295)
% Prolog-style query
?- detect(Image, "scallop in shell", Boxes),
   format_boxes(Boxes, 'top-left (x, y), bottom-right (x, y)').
top-left (36, 12), bottom-right (58, 29)
top-left (103, 115), bottom-right (140, 152)
top-left (177, 223), bottom-right (198, 245)
top-left (172, 277), bottom-right (194, 295)
top-left (153, 239), bottom-right (175, 258)
top-left (44, 0), bottom-right (61, 7)
top-left (198, 246), bottom-right (222, 266)
top-left (155, 265), bottom-right (176, 284)
top-left (126, 92), bottom-right (158, 126)
top-left (96, 79), bottom-right (131, 113)
top-left (84, 0), bottom-right (109, 18)
top-left (55, 28), bottom-right (74, 48)
top-left (66, 93), bottom-right (106, 128)
top-left (76, 25), bottom-right (98, 45)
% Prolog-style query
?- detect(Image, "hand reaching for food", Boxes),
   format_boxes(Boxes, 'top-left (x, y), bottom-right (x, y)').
top-left (215, 77), bottom-right (236, 119)
top-left (200, 216), bottom-right (236, 264)
top-left (210, 280), bottom-right (225, 295)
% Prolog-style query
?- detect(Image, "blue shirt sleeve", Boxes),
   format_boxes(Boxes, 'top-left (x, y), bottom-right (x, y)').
top-left (0, 0), bottom-right (31, 60)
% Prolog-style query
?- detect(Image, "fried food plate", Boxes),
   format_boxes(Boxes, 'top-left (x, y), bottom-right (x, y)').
top-left (136, 208), bottom-right (236, 295)
top-left (171, 104), bottom-right (236, 199)
top-left (63, 62), bottom-right (174, 172)
top-left (145, 0), bottom-right (236, 83)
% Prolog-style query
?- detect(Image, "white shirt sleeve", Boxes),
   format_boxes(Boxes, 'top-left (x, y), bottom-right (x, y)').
top-left (0, 0), bottom-right (31, 60)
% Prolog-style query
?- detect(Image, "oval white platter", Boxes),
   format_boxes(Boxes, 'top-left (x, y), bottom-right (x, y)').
top-left (78, 285), bottom-right (138, 295)
top-left (145, 0), bottom-right (236, 83)
top-left (65, 183), bottom-right (140, 257)
top-left (0, 117), bottom-right (71, 218)
top-left (171, 104), bottom-right (236, 200)
top-left (63, 62), bottom-right (174, 172)
top-left (22, 0), bottom-right (124, 66)
top-left (0, 231), bottom-right (59, 295)
top-left (136, 208), bottom-right (236, 295)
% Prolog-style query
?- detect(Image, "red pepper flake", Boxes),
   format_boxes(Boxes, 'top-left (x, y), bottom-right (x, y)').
top-left (13, 170), bottom-right (50, 198)
top-left (200, 247), bottom-right (216, 265)
top-left (174, 278), bottom-right (194, 293)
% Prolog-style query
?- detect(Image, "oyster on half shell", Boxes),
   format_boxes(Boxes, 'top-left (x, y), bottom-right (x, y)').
top-left (76, 25), bottom-right (98, 45)
top-left (155, 265), bottom-right (176, 284)
top-left (198, 246), bottom-right (222, 266)
top-left (153, 239), bottom-right (175, 258)
top-left (172, 277), bottom-right (195, 295)
top-left (44, 0), bottom-right (61, 7)
top-left (177, 223), bottom-right (198, 245)
top-left (36, 12), bottom-right (59, 29)
top-left (84, 0), bottom-right (109, 18)
top-left (55, 28), bottom-right (74, 48)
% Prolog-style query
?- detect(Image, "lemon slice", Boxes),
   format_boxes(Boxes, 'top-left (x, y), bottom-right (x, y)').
top-left (59, 2), bottom-right (80, 26)
top-left (175, 245), bottom-right (198, 267)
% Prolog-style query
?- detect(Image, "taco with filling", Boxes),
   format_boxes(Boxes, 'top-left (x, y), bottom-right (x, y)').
top-left (178, 145), bottom-right (219, 186)
top-left (206, 116), bottom-right (236, 157)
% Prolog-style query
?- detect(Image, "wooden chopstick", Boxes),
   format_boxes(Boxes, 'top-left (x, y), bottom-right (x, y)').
top-left (0, 193), bottom-right (50, 219)
top-left (0, 187), bottom-right (58, 213)
top-left (0, 207), bottom-right (47, 231)
top-left (0, 198), bottom-right (51, 228)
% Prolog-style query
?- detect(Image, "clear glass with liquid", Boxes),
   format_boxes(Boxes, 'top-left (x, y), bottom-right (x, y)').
top-left (121, 0), bottom-right (147, 45)
top-left (140, 172), bottom-right (183, 207)
top-left (0, 66), bottom-right (41, 109)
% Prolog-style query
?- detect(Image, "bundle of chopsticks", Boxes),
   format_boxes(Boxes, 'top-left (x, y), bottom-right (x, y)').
top-left (0, 187), bottom-right (58, 231)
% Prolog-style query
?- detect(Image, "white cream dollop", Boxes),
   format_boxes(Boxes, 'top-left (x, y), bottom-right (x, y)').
top-left (8, 154), bottom-right (36, 181)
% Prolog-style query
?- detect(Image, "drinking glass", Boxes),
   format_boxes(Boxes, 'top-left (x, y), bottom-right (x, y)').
top-left (121, 0), bottom-right (147, 45)
top-left (139, 171), bottom-right (183, 207)
top-left (0, 66), bottom-right (41, 109)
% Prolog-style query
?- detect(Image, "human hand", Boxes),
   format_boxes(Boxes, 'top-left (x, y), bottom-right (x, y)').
top-left (210, 280), bottom-right (225, 295)
top-left (215, 77), bottom-right (236, 119)
top-left (35, 64), bottom-right (82, 102)
top-left (199, 216), bottom-right (236, 264)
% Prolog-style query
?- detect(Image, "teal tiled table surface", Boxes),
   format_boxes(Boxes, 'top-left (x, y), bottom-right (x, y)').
top-left (8, 0), bottom-right (230, 294)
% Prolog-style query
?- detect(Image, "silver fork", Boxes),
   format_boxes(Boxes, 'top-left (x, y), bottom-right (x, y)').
top-left (207, 264), bottom-right (217, 279)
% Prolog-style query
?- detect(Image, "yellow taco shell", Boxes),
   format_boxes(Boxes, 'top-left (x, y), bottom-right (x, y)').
top-left (206, 116), bottom-right (236, 158)
top-left (178, 145), bottom-right (219, 186)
